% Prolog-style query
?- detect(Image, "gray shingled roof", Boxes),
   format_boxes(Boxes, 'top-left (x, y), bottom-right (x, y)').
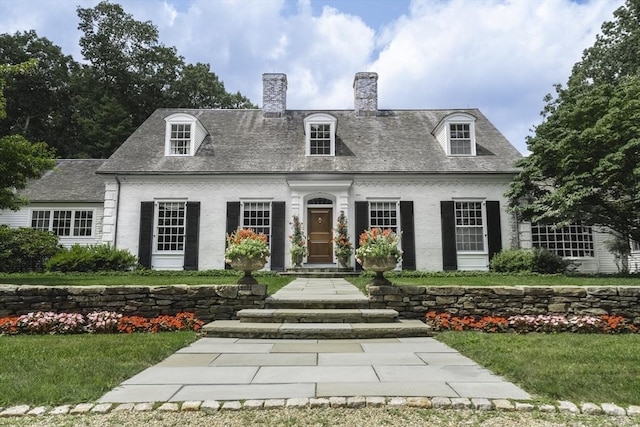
top-left (97, 108), bottom-right (522, 175)
top-left (20, 159), bottom-right (107, 202)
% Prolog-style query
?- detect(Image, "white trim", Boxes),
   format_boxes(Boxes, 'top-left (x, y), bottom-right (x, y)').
top-left (432, 112), bottom-right (477, 157)
top-left (30, 207), bottom-right (96, 238)
top-left (164, 113), bottom-right (208, 157)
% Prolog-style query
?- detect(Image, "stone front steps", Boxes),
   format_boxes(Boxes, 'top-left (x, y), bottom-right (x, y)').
top-left (203, 278), bottom-right (431, 339)
top-left (202, 319), bottom-right (430, 339)
top-left (237, 308), bottom-right (399, 323)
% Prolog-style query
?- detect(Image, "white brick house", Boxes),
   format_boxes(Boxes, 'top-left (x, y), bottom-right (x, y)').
top-left (94, 72), bottom-right (521, 271)
top-left (3, 72), bottom-right (635, 272)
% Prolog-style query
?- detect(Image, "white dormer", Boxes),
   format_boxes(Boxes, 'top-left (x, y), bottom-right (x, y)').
top-left (433, 112), bottom-right (477, 156)
top-left (164, 113), bottom-right (208, 156)
top-left (303, 113), bottom-right (337, 156)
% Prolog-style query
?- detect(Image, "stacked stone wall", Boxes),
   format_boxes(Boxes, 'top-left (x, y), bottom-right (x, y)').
top-left (0, 284), bottom-right (267, 322)
top-left (368, 286), bottom-right (640, 321)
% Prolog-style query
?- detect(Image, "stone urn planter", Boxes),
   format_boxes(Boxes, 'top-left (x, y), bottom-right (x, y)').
top-left (291, 252), bottom-right (304, 268)
top-left (229, 256), bottom-right (267, 285)
top-left (361, 255), bottom-right (397, 286)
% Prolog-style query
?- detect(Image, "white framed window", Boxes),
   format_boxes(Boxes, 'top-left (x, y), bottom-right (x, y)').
top-left (169, 123), bottom-right (192, 155)
top-left (632, 240), bottom-right (640, 251)
top-left (164, 113), bottom-right (207, 157)
top-left (242, 201), bottom-right (272, 242)
top-left (155, 201), bottom-right (186, 252)
top-left (531, 224), bottom-right (594, 257)
top-left (304, 113), bottom-right (336, 157)
top-left (455, 201), bottom-right (485, 252)
top-left (31, 209), bottom-right (94, 237)
top-left (368, 201), bottom-right (399, 234)
top-left (432, 112), bottom-right (477, 156)
top-left (450, 123), bottom-right (472, 155)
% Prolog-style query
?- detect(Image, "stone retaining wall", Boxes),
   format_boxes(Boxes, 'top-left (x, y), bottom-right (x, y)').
top-left (368, 286), bottom-right (640, 321)
top-left (0, 284), bottom-right (267, 322)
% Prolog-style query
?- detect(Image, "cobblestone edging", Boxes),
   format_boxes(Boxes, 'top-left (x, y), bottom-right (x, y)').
top-left (0, 284), bottom-right (267, 323)
top-left (1, 398), bottom-right (639, 418)
top-left (368, 285), bottom-right (640, 321)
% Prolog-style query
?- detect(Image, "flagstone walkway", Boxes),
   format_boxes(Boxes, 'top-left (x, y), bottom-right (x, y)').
top-left (99, 279), bottom-right (531, 403)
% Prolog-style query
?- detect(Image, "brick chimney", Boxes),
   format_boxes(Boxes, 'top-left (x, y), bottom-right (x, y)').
top-left (353, 72), bottom-right (378, 117)
top-left (262, 73), bottom-right (287, 118)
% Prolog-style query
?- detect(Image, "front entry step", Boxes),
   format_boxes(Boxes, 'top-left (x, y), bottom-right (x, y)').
top-left (202, 319), bottom-right (431, 339)
top-left (238, 308), bottom-right (399, 323)
top-left (265, 297), bottom-right (370, 310)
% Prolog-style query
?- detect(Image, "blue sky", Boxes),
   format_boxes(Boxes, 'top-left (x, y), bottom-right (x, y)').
top-left (0, 0), bottom-right (625, 155)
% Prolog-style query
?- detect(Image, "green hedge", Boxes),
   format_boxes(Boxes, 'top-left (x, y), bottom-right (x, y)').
top-left (490, 248), bottom-right (569, 274)
top-left (45, 244), bottom-right (138, 272)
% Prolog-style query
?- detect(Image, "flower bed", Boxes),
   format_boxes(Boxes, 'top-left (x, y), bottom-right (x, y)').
top-left (0, 311), bottom-right (203, 335)
top-left (425, 311), bottom-right (638, 334)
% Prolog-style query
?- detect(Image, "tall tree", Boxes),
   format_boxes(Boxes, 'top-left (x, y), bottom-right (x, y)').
top-left (0, 60), bottom-right (55, 210)
top-left (507, 0), bottom-right (640, 254)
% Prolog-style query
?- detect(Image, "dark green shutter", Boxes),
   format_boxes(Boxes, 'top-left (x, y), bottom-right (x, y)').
top-left (440, 201), bottom-right (457, 271)
top-left (138, 202), bottom-right (154, 269)
top-left (400, 201), bottom-right (416, 270)
top-left (270, 202), bottom-right (286, 271)
top-left (184, 202), bottom-right (200, 270)
top-left (354, 201), bottom-right (369, 271)
top-left (225, 202), bottom-right (240, 269)
top-left (486, 200), bottom-right (502, 261)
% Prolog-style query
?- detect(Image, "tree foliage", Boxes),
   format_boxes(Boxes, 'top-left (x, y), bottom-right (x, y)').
top-left (0, 1), bottom-right (256, 159)
top-left (507, 0), bottom-right (640, 247)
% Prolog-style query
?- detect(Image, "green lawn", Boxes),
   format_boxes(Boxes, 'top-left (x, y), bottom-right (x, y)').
top-left (347, 272), bottom-right (640, 293)
top-left (0, 332), bottom-right (198, 406)
top-left (0, 271), bottom-right (294, 295)
top-left (437, 332), bottom-right (640, 406)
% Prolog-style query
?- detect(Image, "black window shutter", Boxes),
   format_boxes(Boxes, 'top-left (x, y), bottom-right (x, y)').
top-left (486, 200), bottom-right (502, 261)
top-left (400, 201), bottom-right (416, 270)
top-left (138, 202), bottom-right (154, 269)
top-left (354, 201), bottom-right (369, 271)
top-left (225, 202), bottom-right (240, 270)
top-left (184, 202), bottom-right (200, 270)
top-left (440, 201), bottom-right (457, 271)
top-left (270, 202), bottom-right (286, 271)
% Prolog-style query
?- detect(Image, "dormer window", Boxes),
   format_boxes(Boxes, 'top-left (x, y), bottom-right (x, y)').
top-left (164, 113), bottom-right (208, 157)
top-left (433, 112), bottom-right (477, 156)
top-left (304, 113), bottom-right (336, 156)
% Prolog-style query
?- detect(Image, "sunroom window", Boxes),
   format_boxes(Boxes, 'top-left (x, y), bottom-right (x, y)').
top-left (304, 113), bottom-right (336, 156)
top-left (531, 224), bottom-right (594, 257)
top-left (31, 209), bottom-right (94, 237)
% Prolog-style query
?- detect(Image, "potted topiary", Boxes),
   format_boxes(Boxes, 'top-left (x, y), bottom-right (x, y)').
top-left (225, 228), bottom-right (270, 284)
top-left (333, 211), bottom-right (353, 269)
top-left (289, 215), bottom-right (307, 268)
top-left (355, 228), bottom-right (402, 285)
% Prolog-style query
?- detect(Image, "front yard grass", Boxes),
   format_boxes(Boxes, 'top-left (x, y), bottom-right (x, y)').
top-left (437, 332), bottom-right (640, 406)
top-left (0, 271), bottom-right (294, 295)
top-left (0, 332), bottom-right (198, 406)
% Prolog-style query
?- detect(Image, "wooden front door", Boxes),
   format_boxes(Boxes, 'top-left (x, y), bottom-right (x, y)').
top-left (307, 208), bottom-right (333, 263)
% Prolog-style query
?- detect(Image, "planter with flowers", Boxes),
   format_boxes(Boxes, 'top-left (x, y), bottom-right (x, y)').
top-left (289, 215), bottom-right (308, 268)
top-left (334, 211), bottom-right (353, 269)
top-left (355, 228), bottom-right (402, 286)
top-left (225, 228), bottom-right (270, 284)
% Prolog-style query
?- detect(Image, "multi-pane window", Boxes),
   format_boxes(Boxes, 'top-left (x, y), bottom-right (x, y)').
top-left (309, 123), bottom-right (331, 155)
top-left (449, 123), bottom-right (472, 155)
top-left (455, 201), bottom-right (485, 251)
top-left (31, 210), bottom-right (93, 237)
top-left (531, 224), bottom-right (594, 257)
top-left (156, 202), bottom-right (186, 251)
top-left (369, 202), bottom-right (398, 233)
top-left (169, 123), bottom-right (192, 155)
top-left (242, 202), bottom-right (271, 241)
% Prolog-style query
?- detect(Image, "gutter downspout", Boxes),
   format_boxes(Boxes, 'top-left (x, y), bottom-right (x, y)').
top-left (113, 175), bottom-right (121, 247)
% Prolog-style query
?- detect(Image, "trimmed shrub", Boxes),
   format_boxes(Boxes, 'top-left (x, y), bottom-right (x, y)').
top-left (0, 225), bottom-right (61, 272)
top-left (490, 249), bottom-right (536, 273)
top-left (490, 248), bottom-right (569, 274)
top-left (46, 244), bottom-right (138, 272)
